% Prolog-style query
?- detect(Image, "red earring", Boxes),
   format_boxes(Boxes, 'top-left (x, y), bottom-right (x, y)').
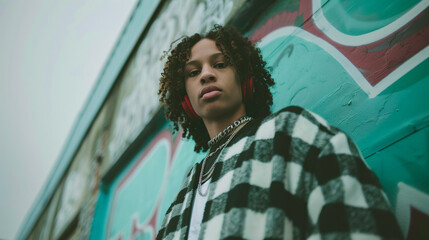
top-left (242, 76), bottom-right (254, 103)
top-left (181, 95), bottom-right (201, 120)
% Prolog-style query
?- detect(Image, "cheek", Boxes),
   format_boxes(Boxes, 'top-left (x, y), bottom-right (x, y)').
top-left (185, 80), bottom-right (198, 101)
top-left (184, 79), bottom-right (191, 95)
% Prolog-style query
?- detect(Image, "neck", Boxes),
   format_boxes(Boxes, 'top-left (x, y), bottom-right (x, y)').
top-left (203, 107), bottom-right (247, 139)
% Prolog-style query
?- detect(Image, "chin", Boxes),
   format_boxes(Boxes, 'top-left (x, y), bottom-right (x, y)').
top-left (200, 103), bottom-right (243, 120)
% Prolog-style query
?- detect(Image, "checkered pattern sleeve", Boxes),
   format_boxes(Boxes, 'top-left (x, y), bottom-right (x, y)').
top-left (306, 129), bottom-right (403, 239)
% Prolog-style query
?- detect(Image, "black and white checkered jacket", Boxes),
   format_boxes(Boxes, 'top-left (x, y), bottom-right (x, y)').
top-left (156, 106), bottom-right (402, 240)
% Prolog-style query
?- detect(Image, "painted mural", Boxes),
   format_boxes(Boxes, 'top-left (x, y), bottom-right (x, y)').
top-left (103, 128), bottom-right (206, 240)
top-left (92, 0), bottom-right (429, 239)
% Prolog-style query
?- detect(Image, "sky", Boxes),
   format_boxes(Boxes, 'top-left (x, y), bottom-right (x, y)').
top-left (0, 0), bottom-right (138, 239)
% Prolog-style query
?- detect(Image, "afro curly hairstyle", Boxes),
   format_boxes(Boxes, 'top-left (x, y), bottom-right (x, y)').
top-left (159, 25), bottom-right (275, 153)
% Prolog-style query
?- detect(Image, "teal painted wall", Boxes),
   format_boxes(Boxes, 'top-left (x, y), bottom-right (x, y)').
top-left (91, 0), bottom-right (428, 239)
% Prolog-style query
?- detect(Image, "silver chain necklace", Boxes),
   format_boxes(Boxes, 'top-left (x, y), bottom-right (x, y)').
top-left (207, 116), bottom-right (253, 148)
top-left (198, 119), bottom-right (251, 196)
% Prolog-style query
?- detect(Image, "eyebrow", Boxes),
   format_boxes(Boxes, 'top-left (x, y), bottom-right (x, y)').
top-left (185, 52), bottom-right (224, 67)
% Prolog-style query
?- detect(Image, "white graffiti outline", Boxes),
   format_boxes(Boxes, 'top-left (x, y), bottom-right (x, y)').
top-left (258, 26), bottom-right (429, 98)
top-left (396, 182), bottom-right (429, 237)
top-left (258, 27), bottom-right (373, 96)
top-left (374, 45), bottom-right (429, 96)
top-left (312, 0), bottom-right (429, 46)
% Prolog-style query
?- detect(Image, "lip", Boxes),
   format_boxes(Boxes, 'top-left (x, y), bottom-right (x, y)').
top-left (200, 85), bottom-right (221, 98)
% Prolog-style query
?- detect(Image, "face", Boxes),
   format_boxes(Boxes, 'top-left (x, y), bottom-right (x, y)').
top-left (184, 38), bottom-right (245, 120)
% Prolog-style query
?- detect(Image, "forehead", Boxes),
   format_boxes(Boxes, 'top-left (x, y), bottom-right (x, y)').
top-left (188, 38), bottom-right (221, 61)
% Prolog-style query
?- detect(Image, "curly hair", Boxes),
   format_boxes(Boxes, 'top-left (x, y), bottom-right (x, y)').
top-left (159, 25), bottom-right (275, 152)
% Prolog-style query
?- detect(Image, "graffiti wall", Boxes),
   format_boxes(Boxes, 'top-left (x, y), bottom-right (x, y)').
top-left (90, 0), bottom-right (429, 239)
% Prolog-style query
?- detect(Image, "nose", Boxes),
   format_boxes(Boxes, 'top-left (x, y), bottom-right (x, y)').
top-left (200, 64), bottom-right (216, 84)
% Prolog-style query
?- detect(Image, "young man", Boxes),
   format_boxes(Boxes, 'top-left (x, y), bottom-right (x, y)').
top-left (157, 25), bottom-right (402, 240)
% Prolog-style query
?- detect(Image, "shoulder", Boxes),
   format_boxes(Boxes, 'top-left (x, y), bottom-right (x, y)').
top-left (256, 106), bottom-right (339, 143)
top-left (270, 106), bottom-right (332, 130)
top-left (263, 106), bottom-right (365, 165)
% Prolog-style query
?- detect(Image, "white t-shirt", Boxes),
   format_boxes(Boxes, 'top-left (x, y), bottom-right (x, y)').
top-left (188, 180), bottom-right (210, 240)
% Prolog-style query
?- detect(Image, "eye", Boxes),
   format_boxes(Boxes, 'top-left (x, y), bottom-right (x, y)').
top-left (214, 62), bottom-right (226, 69)
top-left (188, 70), bottom-right (200, 78)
